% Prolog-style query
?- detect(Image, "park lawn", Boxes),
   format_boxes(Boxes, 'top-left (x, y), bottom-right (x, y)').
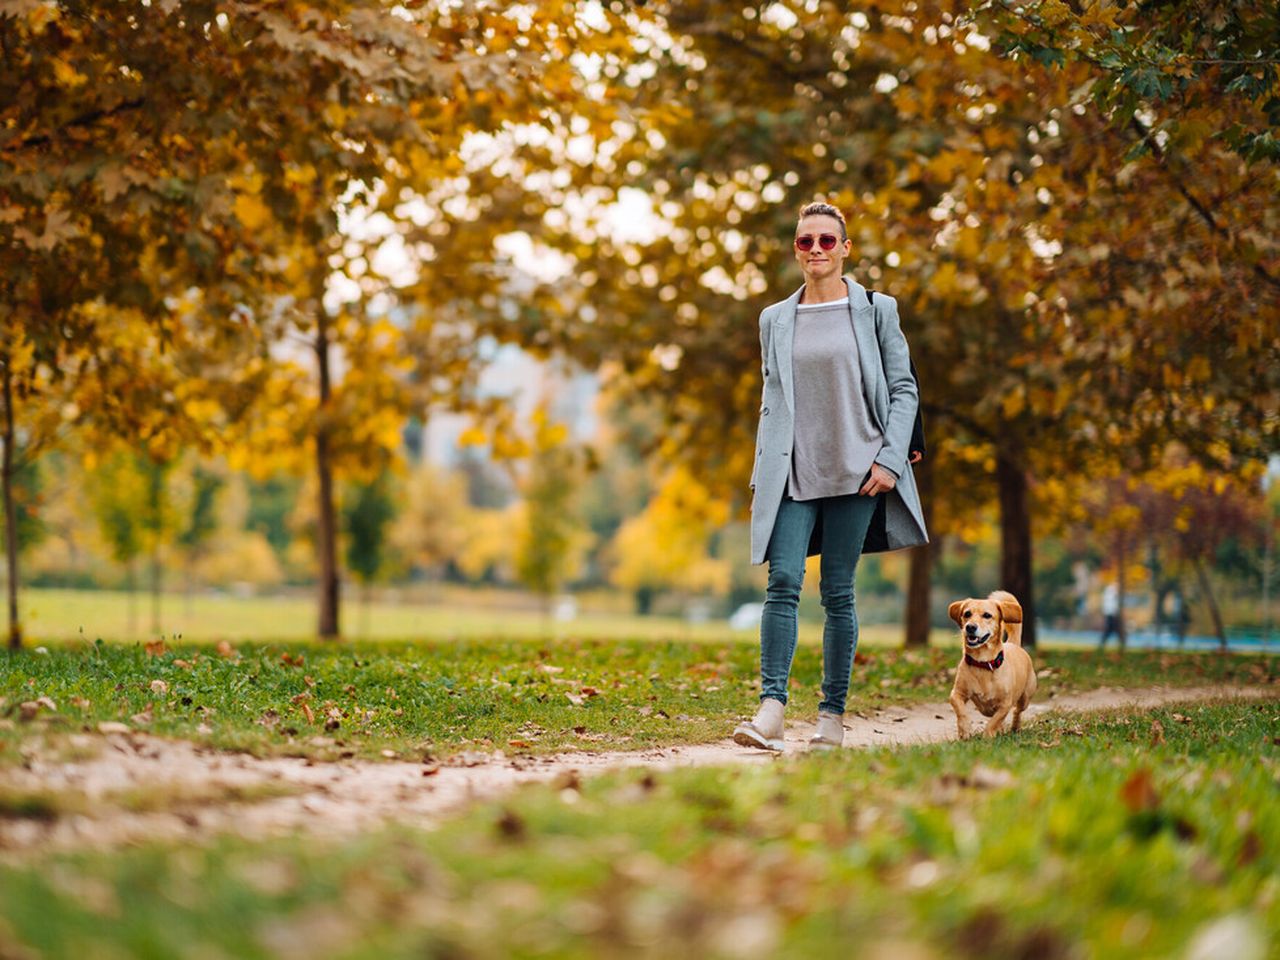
top-left (0, 699), bottom-right (1276, 959)
top-left (18, 585), bottom-right (838, 645)
top-left (1, 637), bottom-right (1275, 765)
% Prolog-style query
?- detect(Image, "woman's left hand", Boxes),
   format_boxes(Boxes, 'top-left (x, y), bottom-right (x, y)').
top-left (859, 463), bottom-right (897, 497)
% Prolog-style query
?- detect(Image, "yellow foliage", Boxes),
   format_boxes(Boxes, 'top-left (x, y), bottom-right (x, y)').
top-left (456, 503), bottom-right (524, 582)
top-left (609, 466), bottom-right (731, 595)
top-left (197, 531), bottom-right (284, 589)
top-left (232, 192), bottom-right (271, 231)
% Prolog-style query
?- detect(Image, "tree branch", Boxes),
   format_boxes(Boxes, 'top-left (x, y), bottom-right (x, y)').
top-left (2, 98), bottom-right (147, 153)
top-left (1128, 114), bottom-right (1280, 293)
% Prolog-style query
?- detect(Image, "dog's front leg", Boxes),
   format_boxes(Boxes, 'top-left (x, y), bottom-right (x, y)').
top-left (949, 689), bottom-right (969, 739)
top-left (983, 703), bottom-right (1014, 737)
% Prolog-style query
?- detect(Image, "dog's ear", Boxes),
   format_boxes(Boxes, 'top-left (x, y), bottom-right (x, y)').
top-left (997, 597), bottom-right (1023, 624)
top-left (948, 600), bottom-right (967, 625)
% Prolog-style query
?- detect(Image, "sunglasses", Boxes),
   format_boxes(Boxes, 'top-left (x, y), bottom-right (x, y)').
top-left (794, 233), bottom-right (841, 252)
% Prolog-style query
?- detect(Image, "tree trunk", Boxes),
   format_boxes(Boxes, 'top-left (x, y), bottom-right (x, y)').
top-left (2, 354), bottom-right (21, 650)
top-left (315, 310), bottom-right (340, 640)
top-left (126, 558), bottom-right (137, 638)
top-left (151, 538), bottom-right (162, 637)
top-left (1193, 556), bottom-right (1228, 649)
top-left (995, 452), bottom-right (1036, 648)
top-left (903, 454), bottom-right (936, 648)
top-left (152, 465), bottom-right (165, 640)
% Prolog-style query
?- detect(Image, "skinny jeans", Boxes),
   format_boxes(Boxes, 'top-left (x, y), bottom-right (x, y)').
top-left (759, 491), bottom-right (879, 715)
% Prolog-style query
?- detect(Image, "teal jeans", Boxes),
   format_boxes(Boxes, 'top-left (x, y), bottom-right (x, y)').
top-left (760, 491), bottom-right (880, 715)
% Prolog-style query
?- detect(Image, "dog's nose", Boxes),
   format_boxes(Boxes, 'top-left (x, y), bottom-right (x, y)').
top-left (965, 624), bottom-right (977, 635)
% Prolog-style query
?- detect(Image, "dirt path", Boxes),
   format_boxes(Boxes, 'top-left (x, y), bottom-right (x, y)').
top-left (2, 684), bottom-right (1274, 857)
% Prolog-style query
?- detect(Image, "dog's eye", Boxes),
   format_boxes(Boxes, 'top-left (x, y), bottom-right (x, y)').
top-left (982, 613), bottom-right (992, 619)
top-left (963, 612), bottom-right (971, 619)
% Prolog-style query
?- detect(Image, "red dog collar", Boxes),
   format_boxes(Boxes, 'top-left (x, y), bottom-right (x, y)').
top-left (964, 649), bottom-right (1004, 671)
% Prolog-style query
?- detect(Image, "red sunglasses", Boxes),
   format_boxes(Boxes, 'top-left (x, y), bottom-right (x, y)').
top-left (795, 233), bottom-right (841, 252)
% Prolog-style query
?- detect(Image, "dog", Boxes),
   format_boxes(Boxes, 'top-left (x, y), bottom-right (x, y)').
top-left (947, 590), bottom-right (1037, 738)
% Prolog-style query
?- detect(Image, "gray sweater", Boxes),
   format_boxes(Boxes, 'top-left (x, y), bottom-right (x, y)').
top-left (787, 297), bottom-right (884, 500)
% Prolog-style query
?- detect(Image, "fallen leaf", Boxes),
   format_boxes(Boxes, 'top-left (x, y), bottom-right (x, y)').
top-left (1171, 713), bottom-right (1192, 724)
top-left (508, 739), bottom-right (532, 749)
top-left (495, 809), bottom-right (526, 841)
top-left (1120, 768), bottom-right (1159, 813)
top-left (580, 686), bottom-right (599, 697)
top-left (173, 659), bottom-right (192, 670)
top-left (215, 640), bottom-right (237, 659)
top-left (565, 692), bottom-right (585, 707)
top-left (1150, 720), bottom-right (1166, 747)
top-left (144, 640), bottom-right (167, 657)
top-left (150, 680), bottom-right (169, 694)
top-left (130, 708), bottom-right (153, 727)
top-left (98, 721), bottom-right (131, 734)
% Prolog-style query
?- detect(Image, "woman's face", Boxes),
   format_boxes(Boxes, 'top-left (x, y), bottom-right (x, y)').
top-left (793, 214), bottom-right (851, 284)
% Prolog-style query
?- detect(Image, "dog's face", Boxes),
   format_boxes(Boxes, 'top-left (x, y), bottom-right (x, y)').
top-left (948, 598), bottom-right (1008, 651)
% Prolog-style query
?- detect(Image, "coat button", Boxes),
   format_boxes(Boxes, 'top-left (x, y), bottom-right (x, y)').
top-left (764, 367), bottom-right (770, 376)
top-left (762, 406), bottom-right (770, 416)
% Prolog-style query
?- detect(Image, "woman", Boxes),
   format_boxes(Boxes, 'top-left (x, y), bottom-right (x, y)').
top-left (733, 201), bottom-right (928, 752)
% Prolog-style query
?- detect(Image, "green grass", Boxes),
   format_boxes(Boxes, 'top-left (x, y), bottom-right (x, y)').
top-left (1, 699), bottom-right (1275, 959)
top-left (20, 585), bottom-right (856, 645)
top-left (2, 637), bottom-right (1275, 765)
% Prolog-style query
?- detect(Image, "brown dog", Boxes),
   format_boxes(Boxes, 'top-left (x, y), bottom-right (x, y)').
top-left (947, 590), bottom-right (1037, 738)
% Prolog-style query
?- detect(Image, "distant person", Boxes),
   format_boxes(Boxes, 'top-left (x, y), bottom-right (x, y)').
top-left (1099, 582), bottom-right (1122, 650)
top-left (733, 201), bottom-right (928, 753)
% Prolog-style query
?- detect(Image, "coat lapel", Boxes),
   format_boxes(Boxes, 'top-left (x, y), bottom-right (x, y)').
top-left (775, 286), bottom-right (803, 415)
top-left (844, 276), bottom-right (885, 430)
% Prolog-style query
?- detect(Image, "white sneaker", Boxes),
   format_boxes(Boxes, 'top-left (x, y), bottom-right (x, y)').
top-left (809, 710), bottom-right (845, 749)
top-left (733, 698), bottom-right (786, 752)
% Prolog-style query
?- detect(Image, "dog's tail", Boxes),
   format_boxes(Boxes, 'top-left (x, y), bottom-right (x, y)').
top-left (988, 590), bottom-right (1023, 646)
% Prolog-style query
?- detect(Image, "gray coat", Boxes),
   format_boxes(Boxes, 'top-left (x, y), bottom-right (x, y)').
top-left (749, 276), bottom-right (929, 565)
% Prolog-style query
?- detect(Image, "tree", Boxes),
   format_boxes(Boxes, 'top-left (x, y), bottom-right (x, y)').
top-left (608, 466), bottom-right (731, 614)
top-left (979, 0), bottom-right (1280, 166)
top-left (389, 463), bottom-right (470, 581)
top-left (514, 409), bottom-right (593, 611)
top-left (2, 0), bottom-right (619, 645)
top-left (443, 0), bottom-right (1278, 647)
top-left (177, 464), bottom-right (225, 614)
top-left (342, 469), bottom-right (397, 636)
top-left (89, 451), bottom-right (149, 635)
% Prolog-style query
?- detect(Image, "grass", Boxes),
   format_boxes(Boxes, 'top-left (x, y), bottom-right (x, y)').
top-left (0, 699), bottom-right (1275, 958)
top-left (18, 585), bottom-right (841, 645)
top-left (3, 636), bottom-right (1275, 765)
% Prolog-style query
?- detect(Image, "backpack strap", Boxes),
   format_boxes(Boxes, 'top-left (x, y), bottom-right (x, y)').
top-left (864, 286), bottom-right (926, 460)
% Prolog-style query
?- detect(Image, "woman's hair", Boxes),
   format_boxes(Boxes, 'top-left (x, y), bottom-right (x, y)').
top-left (797, 201), bottom-right (848, 241)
